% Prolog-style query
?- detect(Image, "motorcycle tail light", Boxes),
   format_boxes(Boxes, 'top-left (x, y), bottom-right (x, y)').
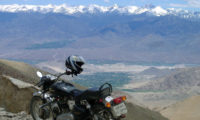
top-left (121, 96), bottom-right (127, 101)
top-left (106, 102), bottom-right (111, 108)
top-left (113, 97), bottom-right (122, 104)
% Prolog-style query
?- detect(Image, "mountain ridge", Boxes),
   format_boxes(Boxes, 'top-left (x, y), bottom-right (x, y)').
top-left (0, 6), bottom-right (200, 63)
top-left (0, 4), bottom-right (200, 19)
top-left (0, 11), bottom-right (200, 63)
top-left (133, 67), bottom-right (200, 91)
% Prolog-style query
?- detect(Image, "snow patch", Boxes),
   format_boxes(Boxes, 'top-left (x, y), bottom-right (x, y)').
top-left (0, 4), bottom-right (199, 18)
top-left (0, 4), bottom-right (168, 16)
top-left (151, 6), bottom-right (168, 16)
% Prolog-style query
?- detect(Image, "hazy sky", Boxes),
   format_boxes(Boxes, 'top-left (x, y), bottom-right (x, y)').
top-left (0, 0), bottom-right (200, 10)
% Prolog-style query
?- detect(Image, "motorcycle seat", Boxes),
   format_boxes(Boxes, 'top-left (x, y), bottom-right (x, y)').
top-left (74, 87), bottom-right (100, 100)
top-left (71, 89), bottom-right (84, 97)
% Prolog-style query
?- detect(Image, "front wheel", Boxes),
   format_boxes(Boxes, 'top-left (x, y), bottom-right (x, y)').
top-left (30, 96), bottom-right (53, 120)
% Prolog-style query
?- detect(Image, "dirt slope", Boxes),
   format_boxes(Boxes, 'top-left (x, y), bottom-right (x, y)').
top-left (0, 59), bottom-right (41, 84)
top-left (125, 102), bottom-right (168, 120)
top-left (0, 59), bottom-right (85, 89)
top-left (160, 95), bottom-right (200, 120)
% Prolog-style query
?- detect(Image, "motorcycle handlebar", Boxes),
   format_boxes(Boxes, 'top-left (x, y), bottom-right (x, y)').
top-left (38, 80), bottom-right (45, 87)
top-left (35, 70), bottom-right (76, 87)
top-left (54, 70), bottom-right (75, 81)
top-left (35, 80), bottom-right (45, 87)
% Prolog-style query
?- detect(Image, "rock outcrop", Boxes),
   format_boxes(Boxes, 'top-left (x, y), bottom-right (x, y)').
top-left (0, 75), bottom-right (37, 113)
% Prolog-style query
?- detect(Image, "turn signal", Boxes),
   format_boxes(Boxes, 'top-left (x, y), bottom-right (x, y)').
top-left (121, 96), bottom-right (127, 101)
top-left (106, 102), bottom-right (111, 108)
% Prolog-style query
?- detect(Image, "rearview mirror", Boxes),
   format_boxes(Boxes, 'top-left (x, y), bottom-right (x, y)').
top-left (36, 71), bottom-right (43, 78)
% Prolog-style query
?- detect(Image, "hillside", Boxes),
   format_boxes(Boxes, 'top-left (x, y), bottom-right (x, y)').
top-left (0, 8), bottom-right (200, 63)
top-left (0, 59), bottom-right (41, 84)
top-left (0, 59), bottom-right (168, 120)
top-left (135, 67), bottom-right (200, 90)
top-left (124, 67), bottom-right (200, 109)
top-left (118, 66), bottom-right (200, 116)
top-left (0, 59), bottom-right (85, 89)
top-left (160, 96), bottom-right (200, 120)
top-left (125, 102), bottom-right (168, 120)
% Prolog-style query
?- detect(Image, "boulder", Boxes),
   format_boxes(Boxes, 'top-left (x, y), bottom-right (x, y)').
top-left (0, 75), bottom-right (37, 113)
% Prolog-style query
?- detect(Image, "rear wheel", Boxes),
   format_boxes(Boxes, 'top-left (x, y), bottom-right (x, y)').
top-left (92, 105), bottom-right (118, 120)
top-left (95, 110), bottom-right (114, 120)
top-left (30, 96), bottom-right (53, 120)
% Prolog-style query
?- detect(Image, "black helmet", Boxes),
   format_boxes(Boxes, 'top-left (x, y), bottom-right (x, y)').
top-left (65, 55), bottom-right (85, 74)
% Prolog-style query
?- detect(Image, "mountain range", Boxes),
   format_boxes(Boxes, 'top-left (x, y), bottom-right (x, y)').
top-left (0, 4), bottom-right (200, 63)
top-left (0, 4), bottom-right (200, 18)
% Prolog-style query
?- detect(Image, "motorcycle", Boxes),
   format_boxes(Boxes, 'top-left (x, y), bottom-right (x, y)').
top-left (30, 70), bottom-right (127, 120)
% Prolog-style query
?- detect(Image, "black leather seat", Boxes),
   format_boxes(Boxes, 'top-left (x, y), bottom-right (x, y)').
top-left (73, 87), bottom-right (100, 101)
top-left (71, 89), bottom-right (84, 97)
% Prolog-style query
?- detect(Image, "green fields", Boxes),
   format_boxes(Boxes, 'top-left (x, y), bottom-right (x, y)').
top-left (73, 72), bottom-right (132, 88)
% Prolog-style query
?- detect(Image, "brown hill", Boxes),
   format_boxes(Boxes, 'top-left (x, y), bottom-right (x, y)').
top-left (0, 59), bottom-right (84, 89)
top-left (136, 67), bottom-right (200, 91)
top-left (160, 95), bottom-right (200, 120)
top-left (0, 59), bottom-right (41, 84)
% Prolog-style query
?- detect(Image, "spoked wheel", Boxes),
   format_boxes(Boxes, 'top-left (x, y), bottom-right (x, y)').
top-left (30, 96), bottom-right (53, 120)
top-left (92, 105), bottom-right (116, 120)
top-left (94, 110), bottom-right (114, 120)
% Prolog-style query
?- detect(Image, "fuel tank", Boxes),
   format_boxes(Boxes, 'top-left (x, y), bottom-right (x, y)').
top-left (50, 81), bottom-right (76, 96)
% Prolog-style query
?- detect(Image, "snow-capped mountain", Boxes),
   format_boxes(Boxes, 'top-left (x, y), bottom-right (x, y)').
top-left (0, 4), bottom-right (200, 18)
top-left (0, 4), bottom-right (200, 63)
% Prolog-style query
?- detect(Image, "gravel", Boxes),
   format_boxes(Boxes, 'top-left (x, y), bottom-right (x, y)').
top-left (0, 108), bottom-right (33, 120)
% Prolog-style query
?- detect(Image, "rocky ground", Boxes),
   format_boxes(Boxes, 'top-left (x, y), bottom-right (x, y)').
top-left (0, 108), bottom-right (32, 120)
